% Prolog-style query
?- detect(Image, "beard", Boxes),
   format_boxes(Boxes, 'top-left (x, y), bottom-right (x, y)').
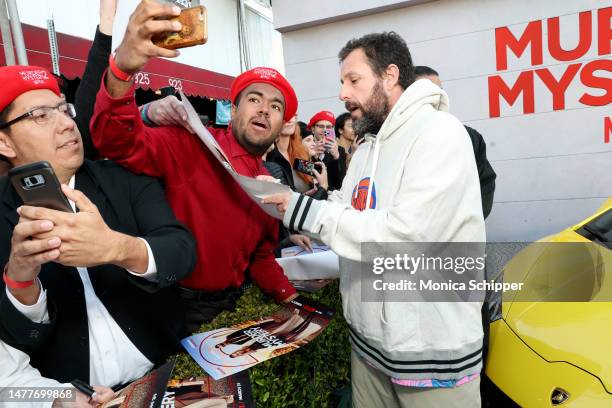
top-left (239, 133), bottom-right (274, 156)
top-left (232, 118), bottom-right (277, 156)
top-left (346, 81), bottom-right (390, 137)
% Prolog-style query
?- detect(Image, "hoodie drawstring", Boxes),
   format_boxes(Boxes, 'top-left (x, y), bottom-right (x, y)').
top-left (355, 134), bottom-right (387, 325)
top-left (352, 139), bottom-right (374, 204)
top-left (365, 135), bottom-right (381, 210)
top-left (380, 303), bottom-right (390, 325)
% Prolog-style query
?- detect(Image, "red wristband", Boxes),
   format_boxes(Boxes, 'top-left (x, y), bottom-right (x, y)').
top-left (3, 265), bottom-right (35, 289)
top-left (109, 53), bottom-right (134, 82)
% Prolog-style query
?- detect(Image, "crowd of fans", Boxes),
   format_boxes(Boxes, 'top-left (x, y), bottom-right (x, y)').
top-left (0, 1), bottom-right (496, 407)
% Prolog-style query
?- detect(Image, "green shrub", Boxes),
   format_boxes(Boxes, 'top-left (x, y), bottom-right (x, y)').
top-left (173, 280), bottom-right (352, 407)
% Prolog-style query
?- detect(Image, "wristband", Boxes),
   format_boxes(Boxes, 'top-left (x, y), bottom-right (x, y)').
top-left (108, 52), bottom-right (134, 82)
top-left (141, 103), bottom-right (157, 127)
top-left (3, 265), bottom-right (35, 289)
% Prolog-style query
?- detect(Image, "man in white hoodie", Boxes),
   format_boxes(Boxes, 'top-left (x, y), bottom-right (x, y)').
top-left (264, 32), bottom-right (485, 407)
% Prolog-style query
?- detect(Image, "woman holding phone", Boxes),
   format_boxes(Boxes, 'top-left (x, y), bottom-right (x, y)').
top-left (266, 115), bottom-right (328, 198)
top-left (265, 115), bottom-right (328, 254)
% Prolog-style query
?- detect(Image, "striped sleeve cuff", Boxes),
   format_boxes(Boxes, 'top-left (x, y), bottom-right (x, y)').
top-left (282, 192), bottom-right (325, 234)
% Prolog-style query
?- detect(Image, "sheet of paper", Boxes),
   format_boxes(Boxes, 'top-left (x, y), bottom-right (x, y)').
top-left (280, 244), bottom-right (330, 258)
top-left (179, 91), bottom-right (291, 219)
top-left (289, 279), bottom-right (333, 293)
top-left (276, 250), bottom-right (340, 280)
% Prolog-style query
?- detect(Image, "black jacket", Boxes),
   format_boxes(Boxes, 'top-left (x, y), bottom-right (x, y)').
top-left (465, 126), bottom-right (496, 219)
top-left (263, 160), bottom-right (290, 187)
top-left (0, 160), bottom-right (196, 385)
top-left (321, 149), bottom-right (347, 192)
top-left (74, 26), bottom-right (111, 160)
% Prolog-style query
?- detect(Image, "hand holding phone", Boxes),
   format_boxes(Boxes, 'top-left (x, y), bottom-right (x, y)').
top-left (323, 128), bottom-right (335, 150)
top-left (311, 161), bottom-right (328, 191)
top-left (323, 129), bottom-right (340, 159)
top-left (113, 2), bottom-right (183, 76)
top-left (15, 183), bottom-right (133, 270)
top-left (293, 158), bottom-right (323, 177)
top-left (5, 161), bottom-right (69, 288)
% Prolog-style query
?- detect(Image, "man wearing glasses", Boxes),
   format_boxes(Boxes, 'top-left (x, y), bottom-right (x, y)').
top-left (307, 110), bottom-right (347, 190)
top-left (0, 65), bottom-right (196, 407)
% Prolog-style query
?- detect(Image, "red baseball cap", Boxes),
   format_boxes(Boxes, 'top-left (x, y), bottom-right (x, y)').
top-left (307, 110), bottom-right (336, 129)
top-left (230, 67), bottom-right (297, 121)
top-left (0, 66), bottom-right (60, 112)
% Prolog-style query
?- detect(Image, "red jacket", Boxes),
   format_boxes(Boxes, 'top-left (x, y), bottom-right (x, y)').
top-left (90, 76), bottom-right (295, 302)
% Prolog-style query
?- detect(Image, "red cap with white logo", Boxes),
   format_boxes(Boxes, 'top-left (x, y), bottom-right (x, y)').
top-left (230, 66), bottom-right (298, 121)
top-left (0, 66), bottom-right (60, 112)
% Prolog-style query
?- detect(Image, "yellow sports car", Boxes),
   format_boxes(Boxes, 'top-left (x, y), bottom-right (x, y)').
top-left (485, 198), bottom-right (612, 407)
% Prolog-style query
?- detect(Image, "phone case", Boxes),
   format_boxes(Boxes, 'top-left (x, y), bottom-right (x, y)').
top-left (293, 159), bottom-right (318, 176)
top-left (8, 161), bottom-right (73, 212)
top-left (152, 6), bottom-right (208, 50)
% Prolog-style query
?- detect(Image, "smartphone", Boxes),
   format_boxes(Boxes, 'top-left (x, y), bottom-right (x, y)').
top-left (8, 161), bottom-right (73, 212)
top-left (152, 5), bottom-right (208, 50)
top-left (293, 159), bottom-right (322, 177)
top-left (324, 128), bottom-right (336, 141)
top-left (323, 128), bottom-right (335, 152)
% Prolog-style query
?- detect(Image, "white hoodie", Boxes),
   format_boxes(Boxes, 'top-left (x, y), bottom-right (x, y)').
top-left (283, 79), bottom-right (485, 380)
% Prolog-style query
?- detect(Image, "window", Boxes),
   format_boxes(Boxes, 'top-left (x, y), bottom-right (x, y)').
top-left (238, 0), bottom-right (283, 70)
top-left (576, 209), bottom-right (612, 250)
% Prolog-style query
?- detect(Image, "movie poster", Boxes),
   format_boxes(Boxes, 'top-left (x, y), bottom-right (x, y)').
top-left (100, 361), bottom-right (254, 408)
top-left (163, 371), bottom-right (254, 408)
top-left (102, 361), bottom-right (175, 408)
top-left (181, 296), bottom-right (334, 380)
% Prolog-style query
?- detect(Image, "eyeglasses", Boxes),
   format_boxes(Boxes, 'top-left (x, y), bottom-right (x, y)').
top-left (0, 101), bottom-right (76, 130)
top-left (314, 124), bottom-right (334, 130)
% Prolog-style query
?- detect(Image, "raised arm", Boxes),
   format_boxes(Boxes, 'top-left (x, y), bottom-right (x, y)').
top-left (89, 1), bottom-right (199, 181)
top-left (104, 0), bottom-right (181, 99)
top-left (74, 0), bottom-right (116, 159)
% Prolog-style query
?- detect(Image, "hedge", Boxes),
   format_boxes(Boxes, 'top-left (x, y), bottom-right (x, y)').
top-left (172, 280), bottom-right (352, 407)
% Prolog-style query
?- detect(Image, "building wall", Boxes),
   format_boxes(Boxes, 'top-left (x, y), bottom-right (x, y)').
top-left (273, 0), bottom-right (612, 241)
top-left (273, 0), bottom-right (433, 32)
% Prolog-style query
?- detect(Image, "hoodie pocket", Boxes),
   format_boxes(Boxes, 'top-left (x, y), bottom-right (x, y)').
top-left (380, 302), bottom-right (419, 350)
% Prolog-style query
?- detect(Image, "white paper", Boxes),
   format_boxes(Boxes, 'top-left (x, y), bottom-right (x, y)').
top-left (280, 244), bottom-right (330, 258)
top-left (276, 251), bottom-right (340, 280)
top-left (179, 91), bottom-right (291, 219)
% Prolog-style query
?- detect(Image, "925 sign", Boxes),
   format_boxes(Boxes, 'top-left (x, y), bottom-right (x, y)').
top-left (133, 72), bottom-right (184, 92)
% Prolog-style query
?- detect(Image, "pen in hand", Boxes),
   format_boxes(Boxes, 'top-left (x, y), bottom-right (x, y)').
top-left (70, 379), bottom-right (97, 400)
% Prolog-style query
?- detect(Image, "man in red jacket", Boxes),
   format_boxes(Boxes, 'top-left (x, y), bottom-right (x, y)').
top-left (90, 0), bottom-right (297, 332)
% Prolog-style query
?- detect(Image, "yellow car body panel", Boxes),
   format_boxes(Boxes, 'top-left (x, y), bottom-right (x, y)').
top-left (487, 198), bottom-right (612, 405)
top-left (487, 319), bottom-right (611, 407)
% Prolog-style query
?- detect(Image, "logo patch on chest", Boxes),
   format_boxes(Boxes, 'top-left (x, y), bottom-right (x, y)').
top-left (351, 177), bottom-right (377, 211)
